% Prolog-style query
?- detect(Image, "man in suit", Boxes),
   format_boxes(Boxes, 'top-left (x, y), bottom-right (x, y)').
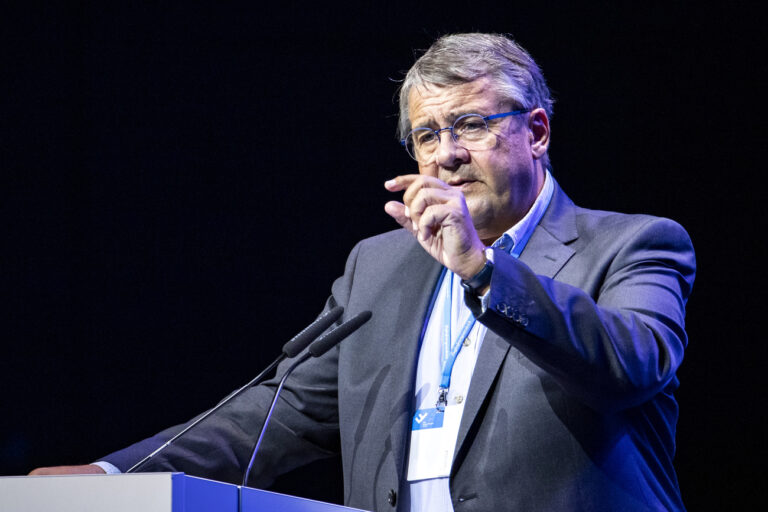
top-left (31, 33), bottom-right (695, 511)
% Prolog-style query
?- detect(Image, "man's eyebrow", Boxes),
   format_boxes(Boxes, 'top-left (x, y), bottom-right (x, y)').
top-left (410, 113), bottom-right (443, 129)
top-left (446, 110), bottom-right (471, 121)
top-left (411, 108), bottom-right (488, 129)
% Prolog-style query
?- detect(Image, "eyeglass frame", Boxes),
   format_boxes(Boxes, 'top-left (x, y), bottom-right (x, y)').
top-left (399, 109), bottom-right (532, 162)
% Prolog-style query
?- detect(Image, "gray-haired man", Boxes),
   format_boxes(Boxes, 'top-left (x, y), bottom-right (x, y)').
top-left (32, 33), bottom-right (695, 512)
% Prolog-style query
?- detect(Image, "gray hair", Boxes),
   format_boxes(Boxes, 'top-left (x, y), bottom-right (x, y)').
top-left (398, 33), bottom-right (554, 167)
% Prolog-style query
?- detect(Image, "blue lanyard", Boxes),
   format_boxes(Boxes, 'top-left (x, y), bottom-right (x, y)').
top-left (433, 213), bottom-right (546, 411)
top-left (436, 272), bottom-right (476, 411)
top-left (430, 175), bottom-right (553, 413)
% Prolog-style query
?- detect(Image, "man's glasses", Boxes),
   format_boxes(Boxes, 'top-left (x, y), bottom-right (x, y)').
top-left (400, 109), bottom-right (531, 163)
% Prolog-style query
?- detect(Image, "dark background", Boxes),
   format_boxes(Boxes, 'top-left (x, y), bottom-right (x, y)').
top-left (2, 3), bottom-right (764, 509)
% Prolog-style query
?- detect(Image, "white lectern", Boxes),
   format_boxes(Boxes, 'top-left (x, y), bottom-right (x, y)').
top-left (0, 473), bottom-right (369, 512)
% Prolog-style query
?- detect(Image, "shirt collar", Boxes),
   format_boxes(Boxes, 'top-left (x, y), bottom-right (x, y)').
top-left (494, 169), bottom-right (554, 253)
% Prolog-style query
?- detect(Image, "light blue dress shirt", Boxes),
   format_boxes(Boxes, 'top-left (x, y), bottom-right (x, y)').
top-left (408, 171), bottom-right (554, 512)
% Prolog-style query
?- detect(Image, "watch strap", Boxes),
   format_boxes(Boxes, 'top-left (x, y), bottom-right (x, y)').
top-left (460, 258), bottom-right (494, 295)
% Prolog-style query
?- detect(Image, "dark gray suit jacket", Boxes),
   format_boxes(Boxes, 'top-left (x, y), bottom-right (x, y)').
top-left (103, 182), bottom-right (696, 511)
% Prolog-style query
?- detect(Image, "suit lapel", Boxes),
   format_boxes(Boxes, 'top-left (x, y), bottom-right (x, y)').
top-left (453, 181), bottom-right (579, 463)
top-left (387, 240), bottom-right (444, 483)
top-left (452, 327), bottom-right (513, 467)
top-left (518, 225), bottom-right (576, 277)
top-left (519, 180), bottom-right (578, 276)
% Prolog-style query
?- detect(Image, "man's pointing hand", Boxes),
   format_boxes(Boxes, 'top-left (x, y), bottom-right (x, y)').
top-left (385, 174), bottom-right (487, 280)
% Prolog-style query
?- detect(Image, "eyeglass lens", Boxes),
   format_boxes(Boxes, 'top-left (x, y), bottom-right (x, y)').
top-left (405, 114), bottom-right (494, 162)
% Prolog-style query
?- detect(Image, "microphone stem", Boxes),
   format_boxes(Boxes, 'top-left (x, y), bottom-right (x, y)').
top-left (241, 352), bottom-right (311, 487)
top-left (127, 354), bottom-right (286, 474)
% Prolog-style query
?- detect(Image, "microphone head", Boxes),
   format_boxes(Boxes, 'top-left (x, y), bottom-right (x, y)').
top-left (308, 310), bottom-right (372, 358)
top-left (282, 306), bottom-right (344, 358)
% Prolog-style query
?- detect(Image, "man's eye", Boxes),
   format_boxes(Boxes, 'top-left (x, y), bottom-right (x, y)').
top-left (458, 121), bottom-right (485, 133)
top-left (414, 131), bottom-right (437, 145)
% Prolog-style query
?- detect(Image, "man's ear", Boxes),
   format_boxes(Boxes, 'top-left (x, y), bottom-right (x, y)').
top-left (528, 108), bottom-right (550, 158)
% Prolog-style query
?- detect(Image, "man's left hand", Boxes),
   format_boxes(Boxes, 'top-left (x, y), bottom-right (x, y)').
top-left (385, 174), bottom-right (486, 280)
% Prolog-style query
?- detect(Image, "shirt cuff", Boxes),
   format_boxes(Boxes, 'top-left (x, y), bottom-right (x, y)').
top-left (93, 461), bottom-right (122, 474)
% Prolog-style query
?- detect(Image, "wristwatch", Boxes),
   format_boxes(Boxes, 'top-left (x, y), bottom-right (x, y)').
top-left (460, 257), bottom-right (494, 296)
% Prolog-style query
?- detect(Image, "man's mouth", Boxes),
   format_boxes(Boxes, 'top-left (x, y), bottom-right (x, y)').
top-left (447, 179), bottom-right (477, 190)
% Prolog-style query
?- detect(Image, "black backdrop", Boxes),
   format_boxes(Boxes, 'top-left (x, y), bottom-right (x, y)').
top-left (2, 3), bottom-right (765, 509)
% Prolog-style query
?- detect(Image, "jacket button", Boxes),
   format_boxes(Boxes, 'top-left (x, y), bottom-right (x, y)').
top-left (387, 489), bottom-right (397, 506)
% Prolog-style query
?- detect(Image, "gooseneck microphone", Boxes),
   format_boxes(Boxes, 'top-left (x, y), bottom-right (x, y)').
top-left (241, 310), bottom-right (373, 488)
top-left (126, 306), bottom-right (345, 474)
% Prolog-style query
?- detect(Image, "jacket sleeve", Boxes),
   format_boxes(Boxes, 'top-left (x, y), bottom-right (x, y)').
top-left (474, 216), bottom-right (696, 413)
top-left (99, 243), bottom-right (364, 486)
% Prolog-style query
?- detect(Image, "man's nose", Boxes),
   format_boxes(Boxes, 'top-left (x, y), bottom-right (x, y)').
top-left (435, 131), bottom-right (470, 170)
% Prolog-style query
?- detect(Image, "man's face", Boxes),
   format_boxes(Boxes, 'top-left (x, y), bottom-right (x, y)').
top-left (407, 77), bottom-right (548, 242)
